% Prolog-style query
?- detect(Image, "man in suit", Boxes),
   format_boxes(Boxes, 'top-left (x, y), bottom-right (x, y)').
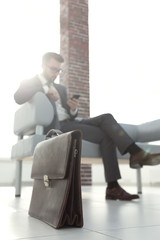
top-left (14, 52), bottom-right (160, 201)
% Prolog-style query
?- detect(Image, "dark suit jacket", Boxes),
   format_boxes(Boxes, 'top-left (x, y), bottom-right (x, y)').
top-left (14, 75), bottom-right (77, 129)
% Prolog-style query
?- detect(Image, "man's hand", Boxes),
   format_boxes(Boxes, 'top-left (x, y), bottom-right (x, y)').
top-left (47, 88), bottom-right (60, 101)
top-left (67, 98), bottom-right (79, 111)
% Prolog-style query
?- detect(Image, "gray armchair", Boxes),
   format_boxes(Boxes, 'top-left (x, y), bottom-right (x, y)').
top-left (11, 92), bottom-right (160, 196)
top-left (11, 92), bottom-right (54, 196)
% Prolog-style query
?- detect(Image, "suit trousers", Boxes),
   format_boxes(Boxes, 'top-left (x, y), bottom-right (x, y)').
top-left (60, 114), bottom-right (134, 182)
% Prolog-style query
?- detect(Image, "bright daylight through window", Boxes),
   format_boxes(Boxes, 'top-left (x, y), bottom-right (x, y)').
top-left (89, 0), bottom-right (160, 124)
top-left (0, 0), bottom-right (160, 158)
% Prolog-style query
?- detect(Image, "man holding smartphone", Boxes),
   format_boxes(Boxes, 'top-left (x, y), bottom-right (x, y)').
top-left (14, 52), bottom-right (160, 201)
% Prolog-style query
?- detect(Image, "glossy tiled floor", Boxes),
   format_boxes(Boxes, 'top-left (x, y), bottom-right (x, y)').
top-left (1, 185), bottom-right (160, 240)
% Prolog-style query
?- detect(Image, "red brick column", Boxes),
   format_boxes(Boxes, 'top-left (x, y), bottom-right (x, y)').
top-left (60, 0), bottom-right (90, 118)
top-left (80, 164), bottom-right (92, 186)
top-left (60, 0), bottom-right (91, 185)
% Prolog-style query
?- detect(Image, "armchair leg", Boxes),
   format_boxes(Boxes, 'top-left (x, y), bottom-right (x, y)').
top-left (136, 168), bottom-right (142, 194)
top-left (15, 160), bottom-right (22, 197)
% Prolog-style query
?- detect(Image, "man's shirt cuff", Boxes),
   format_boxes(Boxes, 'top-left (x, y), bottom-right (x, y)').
top-left (70, 108), bottom-right (78, 116)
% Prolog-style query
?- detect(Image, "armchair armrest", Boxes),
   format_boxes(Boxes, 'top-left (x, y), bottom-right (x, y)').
top-left (136, 119), bottom-right (160, 142)
top-left (14, 92), bottom-right (54, 136)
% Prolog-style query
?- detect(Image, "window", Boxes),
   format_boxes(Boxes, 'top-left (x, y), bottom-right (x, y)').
top-left (89, 0), bottom-right (160, 124)
top-left (0, 0), bottom-right (60, 158)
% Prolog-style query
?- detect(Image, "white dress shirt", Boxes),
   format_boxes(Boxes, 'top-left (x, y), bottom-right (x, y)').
top-left (38, 74), bottom-right (77, 121)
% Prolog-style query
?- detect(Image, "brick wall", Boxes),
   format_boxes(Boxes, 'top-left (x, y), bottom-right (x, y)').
top-left (60, 0), bottom-right (90, 118)
top-left (60, 0), bottom-right (91, 185)
top-left (80, 164), bottom-right (92, 185)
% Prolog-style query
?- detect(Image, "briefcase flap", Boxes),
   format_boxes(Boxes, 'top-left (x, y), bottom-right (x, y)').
top-left (31, 132), bottom-right (74, 180)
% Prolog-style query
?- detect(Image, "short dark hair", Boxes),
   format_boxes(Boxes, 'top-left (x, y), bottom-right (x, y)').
top-left (42, 52), bottom-right (64, 64)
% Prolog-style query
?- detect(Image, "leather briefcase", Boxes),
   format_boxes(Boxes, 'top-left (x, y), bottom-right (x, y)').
top-left (28, 129), bottom-right (83, 229)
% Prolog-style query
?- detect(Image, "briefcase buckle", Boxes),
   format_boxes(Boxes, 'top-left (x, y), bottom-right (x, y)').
top-left (43, 175), bottom-right (50, 187)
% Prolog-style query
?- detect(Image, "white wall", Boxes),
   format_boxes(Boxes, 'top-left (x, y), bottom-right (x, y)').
top-left (92, 164), bottom-right (160, 186)
top-left (0, 159), bottom-right (159, 186)
top-left (0, 159), bottom-right (33, 186)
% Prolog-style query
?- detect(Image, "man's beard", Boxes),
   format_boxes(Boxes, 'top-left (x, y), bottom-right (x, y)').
top-left (43, 72), bottom-right (56, 83)
top-left (48, 76), bottom-right (56, 83)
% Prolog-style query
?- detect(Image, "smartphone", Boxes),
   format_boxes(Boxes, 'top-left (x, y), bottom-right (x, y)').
top-left (71, 94), bottom-right (81, 99)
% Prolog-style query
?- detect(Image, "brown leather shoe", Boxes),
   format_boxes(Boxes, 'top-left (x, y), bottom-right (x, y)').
top-left (106, 186), bottom-right (139, 201)
top-left (130, 150), bottom-right (160, 169)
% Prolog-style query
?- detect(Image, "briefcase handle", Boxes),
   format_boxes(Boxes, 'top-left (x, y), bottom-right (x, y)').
top-left (45, 129), bottom-right (63, 139)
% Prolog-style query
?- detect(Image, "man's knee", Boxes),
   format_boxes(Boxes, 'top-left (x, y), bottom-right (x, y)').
top-left (102, 113), bottom-right (114, 121)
